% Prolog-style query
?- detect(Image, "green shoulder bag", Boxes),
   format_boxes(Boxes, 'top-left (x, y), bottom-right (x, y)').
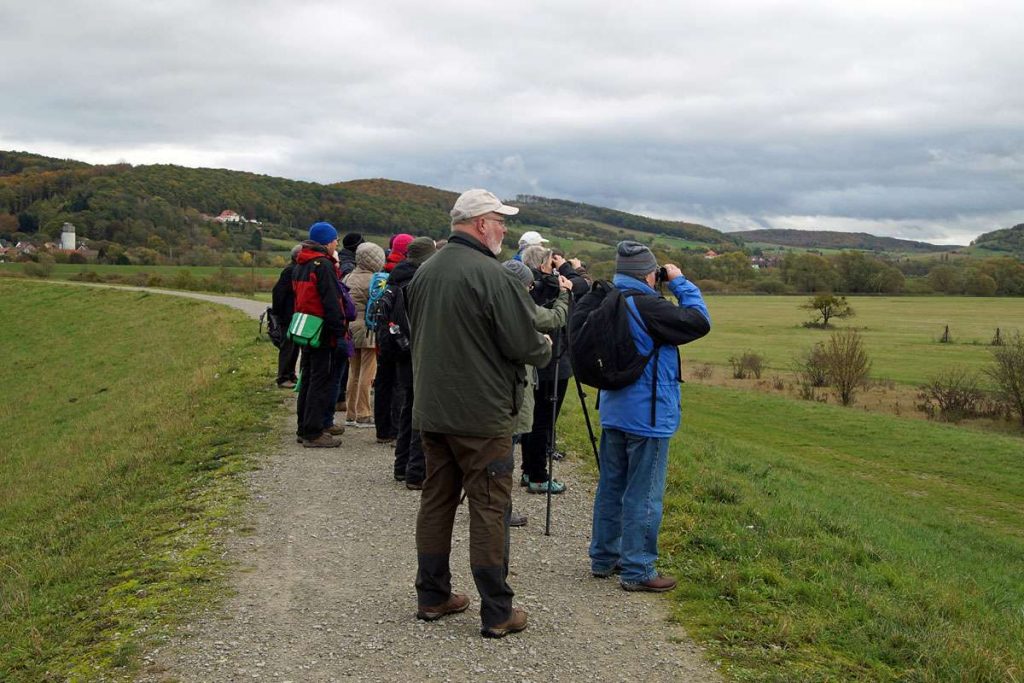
top-left (287, 312), bottom-right (324, 348)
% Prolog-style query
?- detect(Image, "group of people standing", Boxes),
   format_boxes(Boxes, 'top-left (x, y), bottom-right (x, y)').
top-left (271, 188), bottom-right (710, 639)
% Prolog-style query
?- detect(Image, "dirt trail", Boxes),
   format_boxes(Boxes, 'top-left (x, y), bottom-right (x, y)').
top-left (91, 284), bottom-right (723, 682)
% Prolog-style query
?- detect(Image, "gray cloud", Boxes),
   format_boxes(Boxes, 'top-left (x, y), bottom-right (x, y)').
top-left (2, 0), bottom-right (1023, 243)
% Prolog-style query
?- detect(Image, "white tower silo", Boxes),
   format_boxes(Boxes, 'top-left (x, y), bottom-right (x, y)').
top-left (61, 222), bottom-right (76, 251)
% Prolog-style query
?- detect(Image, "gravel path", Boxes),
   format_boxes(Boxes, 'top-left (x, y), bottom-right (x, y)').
top-left (83, 283), bottom-right (722, 682)
top-left (137, 406), bottom-right (722, 683)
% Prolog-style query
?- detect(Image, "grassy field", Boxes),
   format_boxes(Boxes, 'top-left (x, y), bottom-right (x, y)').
top-left (558, 383), bottom-right (1024, 682)
top-left (0, 281), bottom-right (281, 681)
top-left (0, 262), bottom-right (283, 280)
top-left (684, 295), bottom-right (1024, 385)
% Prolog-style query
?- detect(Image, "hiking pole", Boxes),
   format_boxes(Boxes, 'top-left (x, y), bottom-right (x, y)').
top-left (565, 296), bottom-right (600, 471)
top-left (544, 328), bottom-right (562, 537)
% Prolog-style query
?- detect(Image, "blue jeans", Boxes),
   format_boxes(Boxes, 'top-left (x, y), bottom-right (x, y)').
top-left (589, 428), bottom-right (670, 584)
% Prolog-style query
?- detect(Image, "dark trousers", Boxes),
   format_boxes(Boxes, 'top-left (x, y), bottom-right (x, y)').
top-left (520, 377), bottom-right (569, 483)
top-left (321, 348), bottom-right (348, 428)
top-left (296, 345), bottom-right (334, 440)
top-left (416, 432), bottom-right (513, 629)
top-left (393, 369), bottom-right (424, 483)
top-left (373, 353), bottom-right (400, 439)
top-left (276, 338), bottom-right (300, 385)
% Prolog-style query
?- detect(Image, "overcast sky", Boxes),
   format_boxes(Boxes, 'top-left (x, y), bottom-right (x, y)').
top-left (2, 0), bottom-right (1022, 244)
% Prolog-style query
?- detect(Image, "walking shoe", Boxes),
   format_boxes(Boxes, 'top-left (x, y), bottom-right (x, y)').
top-left (277, 380), bottom-right (296, 389)
top-left (592, 564), bottom-right (622, 578)
top-left (520, 473), bottom-right (530, 487)
top-left (326, 424), bottom-right (346, 436)
top-left (345, 419), bottom-right (358, 427)
top-left (621, 574), bottom-right (677, 592)
top-left (405, 481), bottom-right (423, 491)
top-left (355, 418), bottom-right (375, 429)
top-left (509, 510), bottom-right (528, 527)
top-left (481, 608), bottom-right (528, 638)
top-left (376, 437), bottom-right (396, 445)
top-left (302, 433), bottom-right (342, 448)
top-left (295, 436), bottom-right (303, 444)
top-left (527, 479), bottom-right (566, 494)
top-left (394, 472), bottom-right (406, 482)
top-left (416, 593), bottom-right (470, 622)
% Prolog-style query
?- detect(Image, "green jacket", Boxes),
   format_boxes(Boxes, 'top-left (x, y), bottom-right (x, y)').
top-left (512, 290), bottom-right (568, 436)
top-left (407, 233), bottom-right (553, 437)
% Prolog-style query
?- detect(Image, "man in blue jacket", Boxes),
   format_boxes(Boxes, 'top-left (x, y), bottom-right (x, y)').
top-left (589, 241), bottom-right (711, 592)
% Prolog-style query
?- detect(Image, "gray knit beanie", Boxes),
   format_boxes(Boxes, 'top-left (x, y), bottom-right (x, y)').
top-left (502, 259), bottom-right (534, 286)
top-left (615, 240), bottom-right (657, 279)
top-left (406, 236), bottom-right (436, 264)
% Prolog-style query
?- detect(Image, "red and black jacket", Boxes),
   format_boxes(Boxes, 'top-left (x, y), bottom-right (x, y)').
top-left (291, 241), bottom-right (347, 348)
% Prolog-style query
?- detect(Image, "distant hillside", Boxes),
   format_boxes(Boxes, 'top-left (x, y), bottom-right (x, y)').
top-left (972, 223), bottom-right (1024, 255)
top-left (0, 151), bottom-right (731, 258)
top-left (514, 195), bottom-right (734, 246)
top-left (732, 228), bottom-right (959, 253)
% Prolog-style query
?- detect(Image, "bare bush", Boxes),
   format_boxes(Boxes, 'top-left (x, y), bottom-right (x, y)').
top-left (770, 375), bottom-right (785, 391)
top-left (916, 367), bottom-right (985, 422)
top-left (821, 329), bottom-right (871, 406)
top-left (986, 332), bottom-right (1024, 426)
top-left (728, 351), bottom-right (767, 379)
top-left (690, 364), bottom-right (713, 381)
top-left (795, 343), bottom-right (829, 388)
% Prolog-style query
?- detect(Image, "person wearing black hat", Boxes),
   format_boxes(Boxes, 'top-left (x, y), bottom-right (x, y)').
top-left (586, 240), bottom-right (710, 592)
top-left (339, 233), bottom-right (364, 278)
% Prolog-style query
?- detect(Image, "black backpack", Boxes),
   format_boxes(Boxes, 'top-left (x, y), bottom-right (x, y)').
top-left (569, 281), bottom-right (680, 426)
top-left (375, 283), bottom-right (412, 356)
top-left (260, 307), bottom-right (284, 349)
top-left (568, 281), bottom-right (653, 390)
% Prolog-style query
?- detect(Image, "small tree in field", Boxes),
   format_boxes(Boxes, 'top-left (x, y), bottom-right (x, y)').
top-left (801, 294), bottom-right (854, 328)
top-left (986, 332), bottom-right (1024, 426)
top-left (822, 329), bottom-right (871, 406)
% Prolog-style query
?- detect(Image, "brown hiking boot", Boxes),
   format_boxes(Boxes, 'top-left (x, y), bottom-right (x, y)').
top-left (302, 433), bottom-right (342, 448)
top-left (621, 574), bottom-right (677, 592)
top-left (326, 424), bottom-right (346, 436)
top-left (416, 593), bottom-right (470, 621)
top-left (481, 608), bottom-right (528, 638)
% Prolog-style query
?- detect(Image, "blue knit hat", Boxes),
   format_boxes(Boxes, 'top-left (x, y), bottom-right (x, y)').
top-left (309, 222), bottom-right (338, 245)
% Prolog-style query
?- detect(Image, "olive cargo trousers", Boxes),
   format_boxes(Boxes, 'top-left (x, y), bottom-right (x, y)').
top-left (415, 432), bottom-right (514, 629)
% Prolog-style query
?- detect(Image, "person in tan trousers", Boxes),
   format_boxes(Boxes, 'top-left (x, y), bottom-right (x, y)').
top-left (343, 241), bottom-right (386, 426)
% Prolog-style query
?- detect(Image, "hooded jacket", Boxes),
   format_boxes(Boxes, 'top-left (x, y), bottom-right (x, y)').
top-left (385, 233), bottom-right (414, 273)
top-left (342, 242), bottom-right (386, 348)
top-left (291, 241), bottom-right (346, 348)
top-left (407, 232), bottom-right (552, 438)
top-left (597, 273), bottom-right (710, 438)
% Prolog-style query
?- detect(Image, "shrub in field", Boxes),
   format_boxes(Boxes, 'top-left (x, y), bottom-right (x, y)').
top-left (795, 342), bottom-right (829, 388)
top-left (690, 364), bottom-right (713, 381)
top-left (986, 332), bottom-right (1024, 426)
top-left (728, 351), bottom-right (766, 379)
top-left (821, 329), bottom-right (871, 406)
top-left (916, 367), bottom-right (985, 422)
top-left (800, 294), bottom-right (854, 328)
top-left (22, 256), bottom-right (55, 278)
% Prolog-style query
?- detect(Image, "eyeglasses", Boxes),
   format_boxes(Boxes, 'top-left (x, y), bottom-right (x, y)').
top-left (481, 215), bottom-right (506, 226)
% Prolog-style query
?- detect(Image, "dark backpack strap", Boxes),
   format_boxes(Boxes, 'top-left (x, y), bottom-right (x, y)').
top-left (650, 346), bottom-right (660, 426)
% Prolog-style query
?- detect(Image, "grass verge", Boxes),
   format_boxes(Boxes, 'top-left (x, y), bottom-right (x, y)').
top-left (558, 382), bottom-right (1024, 681)
top-left (0, 280), bottom-right (282, 681)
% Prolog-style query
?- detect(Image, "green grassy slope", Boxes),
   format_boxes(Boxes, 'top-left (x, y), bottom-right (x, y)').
top-left (557, 382), bottom-right (1024, 681)
top-left (0, 281), bottom-right (280, 681)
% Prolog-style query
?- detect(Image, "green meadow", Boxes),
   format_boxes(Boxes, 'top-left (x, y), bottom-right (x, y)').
top-left (0, 262), bottom-right (282, 280)
top-left (684, 295), bottom-right (1024, 385)
top-left (557, 296), bottom-right (1024, 682)
top-left (0, 281), bottom-right (279, 681)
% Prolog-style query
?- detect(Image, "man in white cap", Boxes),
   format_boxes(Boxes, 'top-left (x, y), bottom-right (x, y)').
top-left (514, 230), bottom-right (549, 261)
top-left (407, 189), bottom-right (552, 638)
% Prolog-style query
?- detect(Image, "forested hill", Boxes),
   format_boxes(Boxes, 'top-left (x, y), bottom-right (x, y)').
top-left (513, 195), bottom-right (731, 245)
top-left (0, 150), bottom-right (728, 255)
top-left (731, 228), bottom-right (959, 253)
top-left (972, 223), bottom-right (1024, 254)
